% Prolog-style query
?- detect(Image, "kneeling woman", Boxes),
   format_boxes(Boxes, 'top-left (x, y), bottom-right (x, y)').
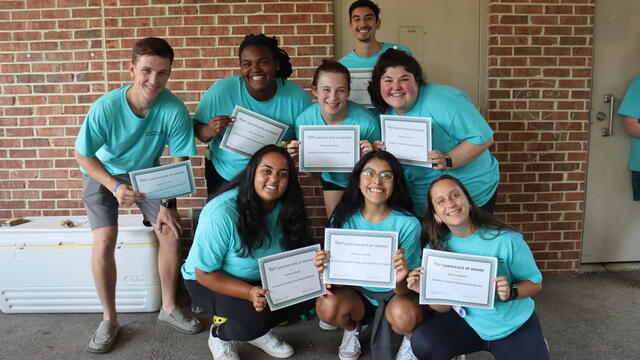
top-left (182, 145), bottom-right (312, 359)
top-left (315, 150), bottom-right (422, 360)
top-left (407, 175), bottom-right (549, 360)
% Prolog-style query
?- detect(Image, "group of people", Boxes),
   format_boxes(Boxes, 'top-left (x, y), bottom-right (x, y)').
top-left (74, 0), bottom-right (549, 359)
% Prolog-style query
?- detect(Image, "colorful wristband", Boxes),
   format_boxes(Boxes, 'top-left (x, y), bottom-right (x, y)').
top-left (113, 182), bottom-right (124, 196)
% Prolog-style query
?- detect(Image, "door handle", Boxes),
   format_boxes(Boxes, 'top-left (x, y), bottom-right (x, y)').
top-left (602, 94), bottom-right (615, 136)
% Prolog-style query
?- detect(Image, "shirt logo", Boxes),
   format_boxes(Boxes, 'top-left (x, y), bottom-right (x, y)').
top-left (145, 131), bottom-right (166, 136)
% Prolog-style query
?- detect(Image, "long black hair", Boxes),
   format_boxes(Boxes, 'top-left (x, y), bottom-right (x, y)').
top-left (239, 34), bottom-right (293, 84)
top-left (422, 175), bottom-right (519, 250)
top-left (329, 150), bottom-right (414, 228)
top-left (367, 48), bottom-right (425, 113)
top-left (219, 144), bottom-right (312, 257)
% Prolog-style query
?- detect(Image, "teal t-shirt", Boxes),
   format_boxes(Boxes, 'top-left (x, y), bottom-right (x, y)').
top-left (442, 227), bottom-right (542, 341)
top-left (386, 83), bottom-right (500, 215)
top-left (181, 188), bottom-right (285, 282)
top-left (338, 209), bottom-right (421, 304)
top-left (194, 76), bottom-right (312, 180)
top-left (295, 101), bottom-right (381, 188)
top-left (339, 43), bottom-right (412, 69)
top-left (618, 75), bottom-right (640, 171)
top-left (75, 85), bottom-right (196, 175)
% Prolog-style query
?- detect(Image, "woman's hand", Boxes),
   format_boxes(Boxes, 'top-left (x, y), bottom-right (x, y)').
top-left (359, 140), bottom-right (373, 156)
top-left (393, 249), bottom-right (409, 284)
top-left (315, 250), bottom-right (330, 272)
top-left (407, 267), bottom-right (423, 293)
top-left (372, 140), bottom-right (386, 151)
top-left (428, 149), bottom-right (447, 171)
top-left (495, 276), bottom-right (511, 301)
top-left (286, 140), bottom-right (300, 159)
top-left (204, 115), bottom-right (234, 139)
top-left (249, 286), bottom-right (269, 312)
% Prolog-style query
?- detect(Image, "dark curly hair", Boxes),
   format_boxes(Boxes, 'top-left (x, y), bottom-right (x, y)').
top-left (422, 175), bottom-right (519, 250)
top-left (329, 150), bottom-right (415, 228)
top-left (239, 34), bottom-right (293, 85)
top-left (367, 48), bottom-right (425, 113)
top-left (219, 144), bottom-right (312, 257)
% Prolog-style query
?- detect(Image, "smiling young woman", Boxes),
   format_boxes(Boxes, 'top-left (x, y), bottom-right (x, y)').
top-left (193, 34), bottom-right (311, 199)
top-left (182, 145), bottom-right (313, 360)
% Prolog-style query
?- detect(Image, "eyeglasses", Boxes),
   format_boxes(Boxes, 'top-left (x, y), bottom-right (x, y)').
top-left (361, 168), bottom-right (395, 182)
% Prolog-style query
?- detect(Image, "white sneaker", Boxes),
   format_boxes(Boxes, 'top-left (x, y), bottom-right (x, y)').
top-left (319, 320), bottom-right (338, 331)
top-left (247, 329), bottom-right (294, 358)
top-left (338, 325), bottom-right (361, 360)
top-left (208, 327), bottom-right (239, 360)
top-left (396, 335), bottom-right (418, 360)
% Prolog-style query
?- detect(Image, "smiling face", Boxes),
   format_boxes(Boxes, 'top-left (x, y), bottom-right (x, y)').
top-left (359, 157), bottom-right (395, 208)
top-left (429, 178), bottom-right (472, 236)
top-left (127, 55), bottom-right (171, 107)
top-left (240, 44), bottom-right (278, 101)
top-left (312, 71), bottom-right (350, 121)
top-left (254, 151), bottom-right (290, 212)
top-left (348, 6), bottom-right (380, 43)
top-left (380, 66), bottom-right (419, 115)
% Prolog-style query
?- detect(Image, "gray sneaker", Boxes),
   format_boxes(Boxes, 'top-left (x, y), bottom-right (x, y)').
top-left (87, 320), bottom-right (119, 353)
top-left (157, 307), bottom-right (204, 334)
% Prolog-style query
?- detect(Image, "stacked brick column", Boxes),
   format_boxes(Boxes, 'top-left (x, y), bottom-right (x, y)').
top-left (488, 0), bottom-right (595, 272)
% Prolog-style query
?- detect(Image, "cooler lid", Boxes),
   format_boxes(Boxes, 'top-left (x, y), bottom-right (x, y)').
top-left (0, 215), bottom-right (156, 246)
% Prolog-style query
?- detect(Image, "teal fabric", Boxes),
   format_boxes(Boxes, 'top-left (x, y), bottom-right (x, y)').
top-left (338, 43), bottom-right (412, 69)
top-left (443, 228), bottom-right (542, 341)
top-left (386, 83), bottom-right (499, 214)
top-left (181, 188), bottom-right (285, 282)
top-left (618, 75), bottom-right (640, 171)
top-left (75, 85), bottom-right (196, 175)
top-left (339, 209), bottom-right (421, 305)
top-left (294, 101), bottom-right (381, 187)
top-left (194, 76), bottom-right (312, 180)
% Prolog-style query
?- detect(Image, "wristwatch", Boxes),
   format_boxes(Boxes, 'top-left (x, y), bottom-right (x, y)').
top-left (509, 284), bottom-right (519, 301)
top-left (444, 156), bottom-right (453, 169)
top-left (160, 199), bottom-right (177, 209)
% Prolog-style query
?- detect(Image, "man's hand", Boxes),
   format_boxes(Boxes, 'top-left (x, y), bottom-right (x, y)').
top-left (114, 184), bottom-right (145, 207)
top-left (156, 206), bottom-right (182, 239)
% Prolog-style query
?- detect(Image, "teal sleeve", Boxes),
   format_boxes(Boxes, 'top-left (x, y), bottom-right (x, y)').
top-left (167, 103), bottom-right (196, 157)
top-left (618, 75), bottom-right (640, 118)
top-left (400, 218), bottom-right (422, 269)
top-left (507, 232), bottom-right (543, 284)
top-left (447, 93), bottom-right (493, 145)
top-left (189, 208), bottom-right (236, 274)
top-left (75, 102), bottom-right (107, 158)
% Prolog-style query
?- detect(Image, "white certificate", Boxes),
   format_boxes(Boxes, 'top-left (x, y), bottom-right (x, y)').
top-left (220, 105), bottom-right (288, 158)
top-left (299, 125), bottom-right (360, 173)
top-left (380, 115), bottom-right (432, 167)
top-left (128, 160), bottom-right (195, 200)
top-left (348, 68), bottom-right (373, 108)
top-left (258, 244), bottom-right (325, 311)
top-left (323, 228), bottom-right (398, 289)
top-left (419, 249), bottom-right (498, 309)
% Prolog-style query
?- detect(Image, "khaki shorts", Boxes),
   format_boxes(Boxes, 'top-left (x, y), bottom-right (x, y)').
top-left (82, 174), bottom-right (160, 230)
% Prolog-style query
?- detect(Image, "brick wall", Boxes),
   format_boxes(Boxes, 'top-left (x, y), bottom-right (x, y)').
top-left (0, 0), bottom-right (333, 243)
top-left (487, 0), bottom-right (594, 272)
top-left (1, 0), bottom-right (597, 272)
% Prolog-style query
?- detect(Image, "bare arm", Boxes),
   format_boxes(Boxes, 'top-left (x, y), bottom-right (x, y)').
top-left (623, 116), bottom-right (640, 138)
top-left (429, 137), bottom-right (494, 171)
top-left (495, 277), bottom-right (542, 302)
top-left (194, 116), bottom-right (233, 143)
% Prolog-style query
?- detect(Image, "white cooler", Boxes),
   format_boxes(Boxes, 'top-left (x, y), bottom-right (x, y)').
top-left (0, 215), bottom-right (161, 313)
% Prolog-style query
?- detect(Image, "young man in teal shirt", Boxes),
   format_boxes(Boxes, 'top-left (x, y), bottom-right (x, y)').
top-left (75, 37), bottom-right (203, 353)
top-left (339, 0), bottom-right (412, 70)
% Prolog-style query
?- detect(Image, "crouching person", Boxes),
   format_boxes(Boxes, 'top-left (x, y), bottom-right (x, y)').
top-left (181, 145), bottom-right (314, 359)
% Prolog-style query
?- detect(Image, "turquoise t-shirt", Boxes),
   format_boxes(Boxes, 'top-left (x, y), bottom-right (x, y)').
top-left (442, 227), bottom-right (542, 341)
top-left (338, 209), bottom-right (421, 304)
top-left (194, 76), bottom-right (312, 180)
top-left (385, 83), bottom-right (500, 215)
top-left (181, 188), bottom-right (285, 282)
top-left (295, 101), bottom-right (381, 188)
top-left (618, 75), bottom-right (640, 171)
top-left (75, 85), bottom-right (196, 175)
top-left (339, 43), bottom-right (412, 69)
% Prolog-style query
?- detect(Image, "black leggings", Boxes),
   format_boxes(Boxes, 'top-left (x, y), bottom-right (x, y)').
top-left (204, 159), bottom-right (230, 201)
top-left (184, 279), bottom-right (314, 341)
top-left (411, 310), bottom-right (549, 360)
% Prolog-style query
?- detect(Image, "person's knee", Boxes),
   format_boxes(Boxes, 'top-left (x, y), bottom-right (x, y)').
top-left (156, 225), bottom-right (180, 247)
top-left (386, 300), bottom-right (422, 334)
top-left (315, 296), bottom-right (342, 323)
top-left (92, 226), bottom-right (118, 255)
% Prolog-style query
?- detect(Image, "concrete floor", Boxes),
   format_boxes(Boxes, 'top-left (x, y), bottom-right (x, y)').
top-left (1, 269), bottom-right (638, 360)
